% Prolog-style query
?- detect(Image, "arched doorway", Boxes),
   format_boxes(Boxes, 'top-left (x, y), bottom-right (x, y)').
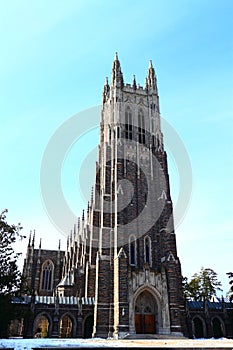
top-left (212, 317), bottom-right (223, 338)
top-left (84, 315), bottom-right (94, 338)
top-left (9, 318), bottom-right (24, 337)
top-left (60, 315), bottom-right (73, 338)
top-left (193, 316), bottom-right (204, 338)
top-left (34, 315), bottom-right (50, 338)
top-left (135, 290), bottom-right (157, 334)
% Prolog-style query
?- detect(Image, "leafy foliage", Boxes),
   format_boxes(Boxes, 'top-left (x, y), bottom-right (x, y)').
top-left (0, 209), bottom-right (25, 337)
top-left (226, 272), bottom-right (233, 301)
top-left (183, 267), bottom-right (222, 301)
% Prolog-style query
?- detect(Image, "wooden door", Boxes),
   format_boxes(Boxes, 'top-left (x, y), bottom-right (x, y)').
top-left (135, 314), bottom-right (142, 334)
top-left (144, 314), bottom-right (155, 334)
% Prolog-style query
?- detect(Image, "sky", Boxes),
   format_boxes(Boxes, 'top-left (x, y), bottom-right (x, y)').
top-left (0, 0), bottom-right (232, 295)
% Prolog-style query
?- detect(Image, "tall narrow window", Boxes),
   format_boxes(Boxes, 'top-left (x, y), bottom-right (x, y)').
top-left (41, 260), bottom-right (54, 291)
top-left (138, 110), bottom-right (145, 144)
top-left (125, 108), bottom-right (133, 140)
top-left (152, 135), bottom-right (155, 148)
top-left (129, 235), bottom-right (136, 266)
top-left (117, 126), bottom-right (120, 139)
top-left (145, 237), bottom-right (150, 264)
top-left (130, 242), bottom-right (136, 265)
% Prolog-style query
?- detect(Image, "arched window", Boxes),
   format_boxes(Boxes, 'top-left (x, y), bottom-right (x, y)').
top-left (138, 110), bottom-right (145, 144)
top-left (144, 236), bottom-right (151, 264)
top-left (125, 108), bottom-right (133, 140)
top-left (130, 242), bottom-right (136, 265)
top-left (129, 235), bottom-right (136, 266)
top-left (41, 260), bottom-right (54, 291)
top-left (60, 315), bottom-right (73, 338)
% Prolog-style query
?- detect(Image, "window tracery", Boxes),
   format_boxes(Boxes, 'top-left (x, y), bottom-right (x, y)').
top-left (41, 260), bottom-right (54, 291)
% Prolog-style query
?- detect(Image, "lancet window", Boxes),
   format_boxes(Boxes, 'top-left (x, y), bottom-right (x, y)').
top-left (41, 260), bottom-right (54, 291)
top-left (138, 110), bottom-right (145, 144)
top-left (144, 236), bottom-right (151, 264)
top-left (125, 108), bottom-right (133, 140)
top-left (129, 235), bottom-right (137, 266)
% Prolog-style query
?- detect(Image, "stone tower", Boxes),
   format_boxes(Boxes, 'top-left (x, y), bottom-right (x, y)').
top-left (89, 54), bottom-right (187, 338)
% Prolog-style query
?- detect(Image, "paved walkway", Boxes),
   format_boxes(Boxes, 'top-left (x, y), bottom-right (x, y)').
top-left (1, 337), bottom-right (233, 349)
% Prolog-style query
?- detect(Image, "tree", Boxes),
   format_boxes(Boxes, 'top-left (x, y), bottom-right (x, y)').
top-left (0, 209), bottom-right (25, 337)
top-left (183, 267), bottom-right (222, 301)
top-left (226, 272), bottom-right (233, 301)
top-left (183, 276), bottom-right (201, 301)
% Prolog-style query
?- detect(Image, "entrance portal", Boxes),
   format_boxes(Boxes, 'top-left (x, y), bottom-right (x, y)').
top-left (193, 317), bottom-right (204, 338)
top-left (84, 315), bottom-right (94, 338)
top-left (135, 290), bottom-right (157, 334)
top-left (60, 315), bottom-right (73, 338)
top-left (34, 315), bottom-right (49, 338)
top-left (212, 317), bottom-right (223, 338)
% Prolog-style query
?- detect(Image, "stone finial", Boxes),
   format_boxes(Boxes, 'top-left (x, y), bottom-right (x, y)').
top-left (28, 230), bottom-right (32, 247)
top-left (102, 76), bottom-right (110, 104)
top-left (32, 229), bottom-right (35, 246)
top-left (147, 59), bottom-right (157, 91)
top-left (145, 77), bottom-right (149, 91)
top-left (133, 75), bottom-right (137, 90)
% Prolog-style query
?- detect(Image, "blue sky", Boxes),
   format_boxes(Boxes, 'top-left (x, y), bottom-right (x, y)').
top-left (1, 0), bottom-right (232, 294)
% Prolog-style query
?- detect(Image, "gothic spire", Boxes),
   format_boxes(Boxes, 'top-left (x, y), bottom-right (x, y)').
top-left (145, 77), bottom-right (149, 91)
top-left (28, 230), bottom-right (32, 247)
top-left (133, 75), bottom-right (137, 90)
top-left (102, 76), bottom-right (110, 104)
top-left (147, 60), bottom-right (157, 92)
top-left (111, 52), bottom-right (124, 88)
top-left (39, 238), bottom-right (41, 249)
top-left (73, 223), bottom-right (76, 238)
top-left (32, 229), bottom-right (35, 247)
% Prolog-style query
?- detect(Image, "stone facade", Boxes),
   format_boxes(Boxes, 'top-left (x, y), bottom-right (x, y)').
top-left (19, 55), bottom-right (233, 339)
top-left (22, 232), bottom-right (64, 297)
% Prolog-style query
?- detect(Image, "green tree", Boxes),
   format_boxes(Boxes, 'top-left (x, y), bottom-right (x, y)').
top-left (226, 272), bottom-right (233, 301)
top-left (184, 267), bottom-right (222, 301)
top-left (0, 209), bottom-right (25, 338)
top-left (183, 276), bottom-right (201, 301)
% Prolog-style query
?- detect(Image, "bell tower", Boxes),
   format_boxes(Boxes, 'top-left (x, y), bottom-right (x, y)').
top-left (91, 54), bottom-right (187, 338)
